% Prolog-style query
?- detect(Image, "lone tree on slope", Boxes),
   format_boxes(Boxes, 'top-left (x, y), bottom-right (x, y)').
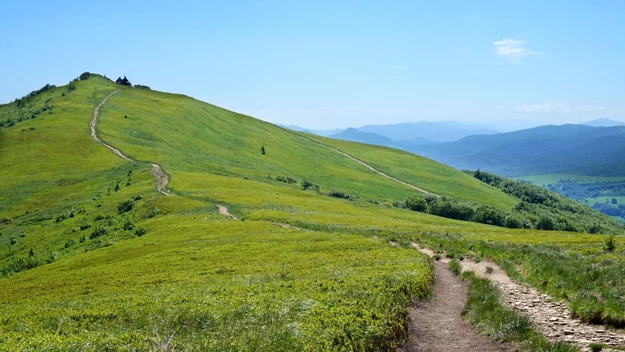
top-left (261, 146), bottom-right (266, 155)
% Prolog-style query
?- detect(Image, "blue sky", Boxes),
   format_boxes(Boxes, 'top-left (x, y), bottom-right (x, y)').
top-left (1, 0), bottom-right (624, 129)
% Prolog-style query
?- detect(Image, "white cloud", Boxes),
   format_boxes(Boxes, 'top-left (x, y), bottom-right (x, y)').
top-left (493, 38), bottom-right (543, 62)
top-left (511, 102), bottom-right (606, 113)
top-left (343, 106), bottom-right (362, 112)
top-left (389, 65), bottom-right (408, 70)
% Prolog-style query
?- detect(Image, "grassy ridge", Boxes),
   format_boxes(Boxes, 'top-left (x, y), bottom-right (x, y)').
top-left (2, 75), bottom-right (625, 350)
top-left (300, 134), bottom-right (519, 210)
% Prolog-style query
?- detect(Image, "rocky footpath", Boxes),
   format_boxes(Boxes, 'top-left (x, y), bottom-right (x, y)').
top-left (413, 243), bottom-right (625, 351)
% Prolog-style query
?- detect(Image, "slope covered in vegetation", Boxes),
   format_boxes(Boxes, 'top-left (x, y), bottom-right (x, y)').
top-left (1, 74), bottom-right (625, 349)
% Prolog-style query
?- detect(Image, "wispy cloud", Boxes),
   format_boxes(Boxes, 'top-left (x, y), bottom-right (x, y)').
top-left (493, 38), bottom-right (543, 62)
top-left (512, 102), bottom-right (606, 113)
top-left (389, 65), bottom-right (408, 70)
top-left (452, 48), bottom-right (471, 55)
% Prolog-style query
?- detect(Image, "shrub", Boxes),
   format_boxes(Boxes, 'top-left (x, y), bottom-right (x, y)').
top-left (604, 236), bottom-right (616, 252)
top-left (328, 190), bottom-right (350, 199)
top-left (117, 200), bottom-right (135, 214)
top-left (79, 72), bottom-right (91, 80)
top-left (55, 213), bottom-right (68, 223)
top-left (79, 223), bottom-right (91, 231)
top-left (64, 239), bottom-right (76, 248)
top-left (123, 219), bottom-right (134, 231)
top-left (276, 176), bottom-right (296, 184)
top-left (89, 227), bottom-right (107, 239)
top-left (94, 214), bottom-right (105, 221)
top-left (504, 214), bottom-right (523, 229)
top-left (135, 228), bottom-right (147, 237)
top-left (473, 205), bottom-right (505, 226)
top-left (486, 266), bottom-right (494, 274)
top-left (301, 180), bottom-right (319, 191)
top-left (405, 196), bottom-right (428, 212)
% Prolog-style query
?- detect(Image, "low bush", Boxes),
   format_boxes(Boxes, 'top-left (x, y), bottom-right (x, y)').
top-left (301, 180), bottom-right (319, 191)
top-left (276, 175), bottom-right (297, 184)
top-left (89, 227), bottom-right (107, 239)
top-left (117, 200), bottom-right (135, 214)
top-left (328, 190), bottom-right (350, 199)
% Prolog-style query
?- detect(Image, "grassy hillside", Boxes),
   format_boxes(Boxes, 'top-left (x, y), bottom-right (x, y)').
top-left (2, 75), bottom-right (625, 349)
top-left (300, 134), bottom-right (518, 210)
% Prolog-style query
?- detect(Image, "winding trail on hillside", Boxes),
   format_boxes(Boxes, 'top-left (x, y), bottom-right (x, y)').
top-left (412, 243), bottom-right (625, 351)
top-left (399, 260), bottom-right (507, 352)
top-left (295, 134), bottom-right (433, 194)
top-left (90, 91), bottom-right (237, 218)
top-left (90, 90), bottom-right (172, 196)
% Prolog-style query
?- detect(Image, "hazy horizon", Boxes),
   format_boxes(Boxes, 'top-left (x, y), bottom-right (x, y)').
top-left (1, 1), bottom-right (623, 129)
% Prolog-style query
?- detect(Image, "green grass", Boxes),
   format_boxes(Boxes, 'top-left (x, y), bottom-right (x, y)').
top-left (0, 217), bottom-right (432, 350)
top-left (2, 74), bottom-right (625, 349)
top-left (461, 271), bottom-right (579, 351)
top-left (302, 134), bottom-right (519, 210)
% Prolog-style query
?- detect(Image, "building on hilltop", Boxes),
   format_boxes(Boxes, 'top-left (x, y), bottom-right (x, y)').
top-left (115, 76), bottom-right (132, 86)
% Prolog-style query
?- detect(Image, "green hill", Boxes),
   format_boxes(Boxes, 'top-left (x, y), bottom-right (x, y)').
top-left (1, 74), bottom-right (624, 349)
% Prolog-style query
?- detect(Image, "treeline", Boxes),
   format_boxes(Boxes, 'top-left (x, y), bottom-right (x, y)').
top-left (399, 171), bottom-right (625, 234)
top-left (462, 170), bottom-right (625, 234)
top-left (539, 178), bottom-right (625, 219)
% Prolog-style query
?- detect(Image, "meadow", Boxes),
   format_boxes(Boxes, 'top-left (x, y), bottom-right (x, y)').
top-left (1, 74), bottom-right (625, 350)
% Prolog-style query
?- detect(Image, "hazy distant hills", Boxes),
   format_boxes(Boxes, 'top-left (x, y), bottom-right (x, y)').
top-left (410, 124), bottom-right (625, 176)
top-left (281, 121), bottom-right (499, 145)
top-left (357, 121), bottom-right (498, 143)
top-left (582, 118), bottom-right (625, 127)
top-left (281, 119), bottom-right (625, 177)
top-left (328, 128), bottom-right (398, 147)
top-left (276, 124), bottom-right (342, 136)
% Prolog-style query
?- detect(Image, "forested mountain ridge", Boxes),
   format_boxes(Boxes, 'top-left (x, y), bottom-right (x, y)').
top-left (409, 124), bottom-right (625, 176)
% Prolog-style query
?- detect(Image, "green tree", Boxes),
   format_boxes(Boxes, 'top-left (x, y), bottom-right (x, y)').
top-left (261, 146), bottom-right (265, 155)
top-left (405, 196), bottom-right (428, 212)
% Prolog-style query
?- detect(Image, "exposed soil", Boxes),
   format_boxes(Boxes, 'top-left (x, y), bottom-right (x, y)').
top-left (413, 243), bottom-right (625, 351)
top-left (400, 260), bottom-right (507, 352)
top-left (217, 205), bottom-right (237, 220)
top-left (271, 222), bottom-right (304, 230)
top-left (89, 90), bottom-right (129, 161)
top-left (150, 163), bottom-right (172, 196)
top-left (295, 134), bottom-right (433, 194)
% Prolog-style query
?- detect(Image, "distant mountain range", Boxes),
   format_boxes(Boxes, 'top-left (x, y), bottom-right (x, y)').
top-left (280, 120), bottom-right (501, 145)
top-left (281, 118), bottom-right (625, 177)
top-left (277, 124), bottom-right (342, 136)
top-left (582, 118), bottom-right (625, 127)
top-left (356, 121), bottom-right (499, 143)
top-left (409, 124), bottom-right (625, 176)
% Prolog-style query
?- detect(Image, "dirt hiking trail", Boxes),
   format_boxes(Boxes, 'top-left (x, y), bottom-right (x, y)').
top-left (295, 134), bottom-right (432, 194)
top-left (91, 91), bottom-right (236, 218)
top-left (413, 243), bottom-right (625, 351)
top-left (399, 260), bottom-right (509, 352)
